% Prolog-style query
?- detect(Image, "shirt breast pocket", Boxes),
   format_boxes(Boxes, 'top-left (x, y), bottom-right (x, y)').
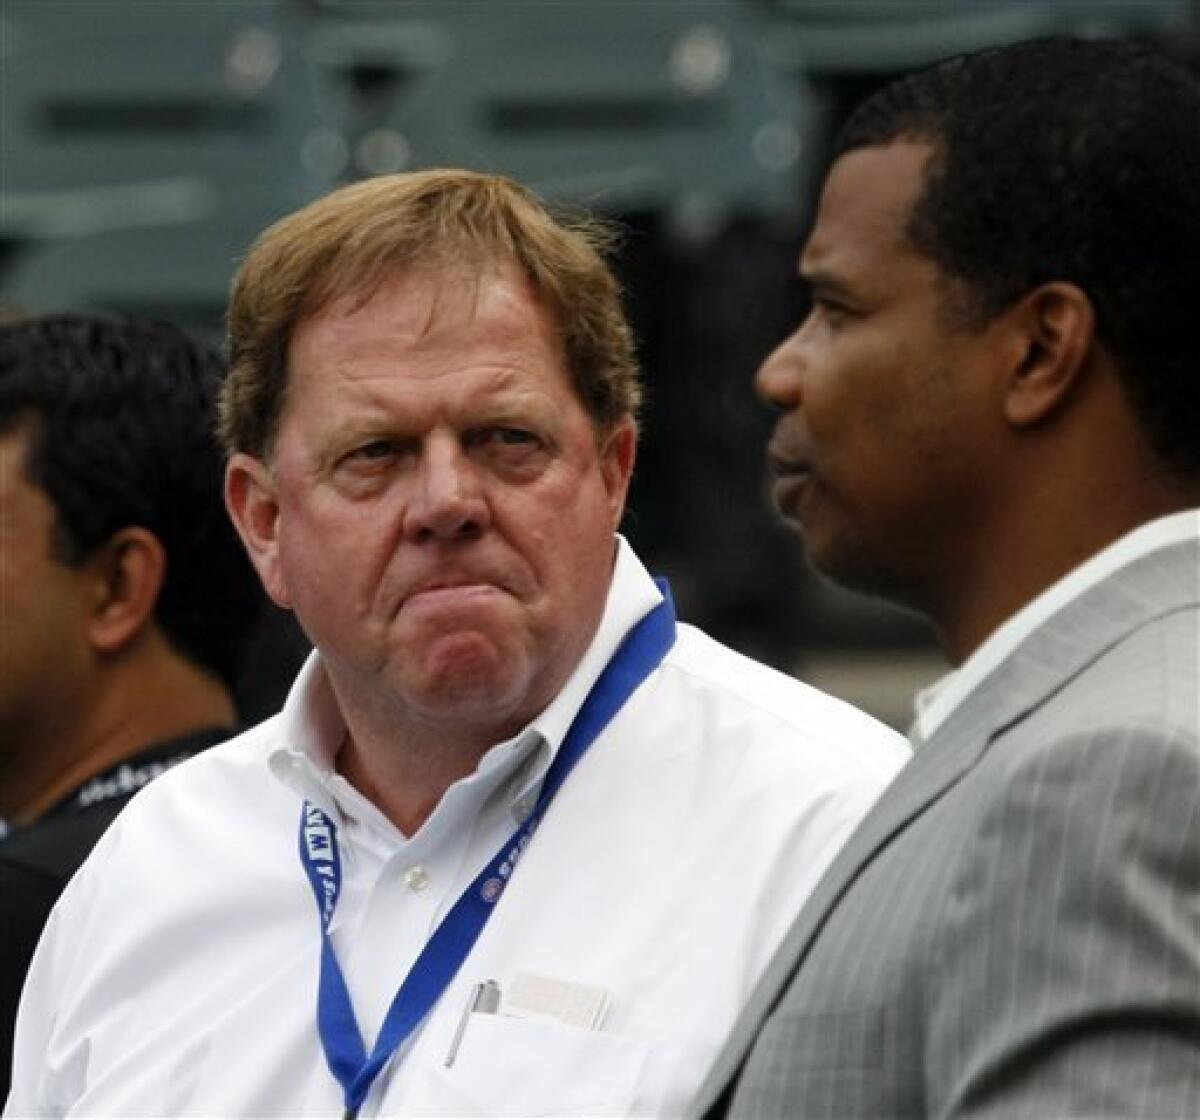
top-left (401, 1012), bottom-right (651, 1117)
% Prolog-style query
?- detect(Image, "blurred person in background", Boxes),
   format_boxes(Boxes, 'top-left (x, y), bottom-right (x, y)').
top-left (0, 313), bottom-right (264, 1100)
top-left (692, 36), bottom-right (1200, 1120)
top-left (6, 170), bottom-right (907, 1117)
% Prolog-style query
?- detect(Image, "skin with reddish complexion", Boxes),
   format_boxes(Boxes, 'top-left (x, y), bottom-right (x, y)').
top-left (226, 265), bottom-right (635, 832)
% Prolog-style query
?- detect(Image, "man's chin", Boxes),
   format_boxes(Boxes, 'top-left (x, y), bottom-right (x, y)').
top-left (803, 535), bottom-right (914, 610)
top-left (404, 639), bottom-right (531, 718)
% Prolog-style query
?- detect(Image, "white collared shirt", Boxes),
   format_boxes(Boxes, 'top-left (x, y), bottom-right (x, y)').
top-left (914, 509), bottom-right (1200, 742)
top-left (8, 539), bottom-right (908, 1118)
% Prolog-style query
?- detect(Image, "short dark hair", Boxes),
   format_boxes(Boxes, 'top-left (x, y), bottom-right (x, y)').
top-left (836, 36), bottom-right (1200, 476)
top-left (0, 314), bottom-right (263, 687)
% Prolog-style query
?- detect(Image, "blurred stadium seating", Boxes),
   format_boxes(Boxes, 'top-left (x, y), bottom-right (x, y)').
top-left (4, 0), bottom-right (1194, 725)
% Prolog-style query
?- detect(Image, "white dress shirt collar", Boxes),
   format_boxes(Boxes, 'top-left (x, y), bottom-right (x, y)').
top-left (267, 535), bottom-right (663, 841)
top-left (914, 509), bottom-right (1200, 743)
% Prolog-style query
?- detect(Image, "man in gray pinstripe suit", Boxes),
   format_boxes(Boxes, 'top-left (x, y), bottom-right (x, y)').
top-left (691, 36), bottom-right (1200, 1120)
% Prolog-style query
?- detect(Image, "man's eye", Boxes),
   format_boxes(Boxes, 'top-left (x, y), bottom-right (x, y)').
top-left (808, 297), bottom-right (858, 333)
top-left (476, 427), bottom-right (538, 448)
top-left (348, 440), bottom-right (398, 462)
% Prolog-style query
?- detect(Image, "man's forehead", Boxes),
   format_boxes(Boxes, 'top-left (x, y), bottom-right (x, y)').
top-left (281, 265), bottom-right (570, 422)
top-left (800, 140), bottom-right (935, 279)
top-left (297, 260), bottom-right (549, 351)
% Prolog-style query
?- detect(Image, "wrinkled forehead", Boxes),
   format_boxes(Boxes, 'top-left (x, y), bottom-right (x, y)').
top-left (341, 257), bottom-right (492, 315)
top-left (289, 259), bottom-right (560, 365)
top-left (304, 239), bottom-right (538, 323)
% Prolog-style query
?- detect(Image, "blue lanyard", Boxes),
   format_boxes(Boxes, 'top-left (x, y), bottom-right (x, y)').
top-left (298, 581), bottom-right (676, 1116)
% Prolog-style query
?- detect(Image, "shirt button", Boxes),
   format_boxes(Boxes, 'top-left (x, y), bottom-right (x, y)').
top-left (405, 865), bottom-right (430, 893)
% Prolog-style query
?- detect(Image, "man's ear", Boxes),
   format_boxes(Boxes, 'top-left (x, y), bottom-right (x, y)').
top-left (86, 527), bottom-right (166, 655)
top-left (225, 452), bottom-right (292, 609)
top-left (599, 415), bottom-right (637, 529)
top-left (1003, 281), bottom-right (1097, 428)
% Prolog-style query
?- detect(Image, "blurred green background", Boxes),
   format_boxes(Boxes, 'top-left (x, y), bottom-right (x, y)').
top-left (4, 0), bottom-right (1195, 725)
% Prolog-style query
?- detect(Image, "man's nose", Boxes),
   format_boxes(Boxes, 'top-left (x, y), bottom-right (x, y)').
top-left (755, 334), bottom-right (804, 411)
top-left (403, 438), bottom-right (490, 542)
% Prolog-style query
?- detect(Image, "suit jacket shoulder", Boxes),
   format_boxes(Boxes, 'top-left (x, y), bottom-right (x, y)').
top-left (692, 538), bottom-right (1200, 1120)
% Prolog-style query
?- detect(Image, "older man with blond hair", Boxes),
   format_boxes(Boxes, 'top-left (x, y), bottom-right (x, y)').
top-left (7, 170), bottom-right (906, 1118)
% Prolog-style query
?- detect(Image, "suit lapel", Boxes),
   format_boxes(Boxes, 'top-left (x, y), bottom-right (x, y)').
top-left (692, 680), bottom-right (1003, 1117)
top-left (694, 536), bottom-right (1200, 1119)
top-left (981, 537), bottom-right (1200, 742)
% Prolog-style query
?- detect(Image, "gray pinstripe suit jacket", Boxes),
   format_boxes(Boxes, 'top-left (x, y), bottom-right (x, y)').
top-left (691, 537), bottom-right (1200, 1119)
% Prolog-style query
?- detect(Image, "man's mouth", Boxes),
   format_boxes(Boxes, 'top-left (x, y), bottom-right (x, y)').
top-left (768, 456), bottom-right (811, 480)
top-left (772, 467), bottom-right (811, 500)
top-left (767, 441), bottom-right (814, 483)
top-left (406, 581), bottom-right (500, 605)
top-left (766, 449), bottom-right (815, 517)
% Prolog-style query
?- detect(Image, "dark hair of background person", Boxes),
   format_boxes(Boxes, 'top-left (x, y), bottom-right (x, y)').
top-left (0, 313), bottom-right (264, 689)
top-left (834, 35), bottom-right (1200, 479)
top-left (220, 168), bottom-right (640, 461)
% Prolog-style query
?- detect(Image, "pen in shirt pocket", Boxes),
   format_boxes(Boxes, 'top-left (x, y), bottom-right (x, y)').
top-left (445, 979), bottom-right (501, 1067)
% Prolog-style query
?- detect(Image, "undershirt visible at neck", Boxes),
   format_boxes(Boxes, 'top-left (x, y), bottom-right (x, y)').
top-left (913, 509), bottom-right (1200, 743)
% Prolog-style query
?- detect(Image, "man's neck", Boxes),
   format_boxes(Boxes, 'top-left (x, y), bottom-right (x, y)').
top-left (932, 370), bottom-right (1200, 663)
top-left (333, 718), bottom-right (517, 837)
top-left (938, 490), bottom-right (1200, 665)
top-left (6, 654), bottom-right (236, 826)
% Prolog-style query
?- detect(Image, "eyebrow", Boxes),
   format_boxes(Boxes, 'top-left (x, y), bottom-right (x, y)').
top-left (798, 265), bottom-right (859, 302)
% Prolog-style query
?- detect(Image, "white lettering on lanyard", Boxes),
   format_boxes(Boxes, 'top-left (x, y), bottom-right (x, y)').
top-left (302, 804), bottom-right (338, 923)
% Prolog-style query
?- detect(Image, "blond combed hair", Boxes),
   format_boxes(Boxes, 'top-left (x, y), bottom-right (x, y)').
top-left (219, 169), bottom-right (641, 458)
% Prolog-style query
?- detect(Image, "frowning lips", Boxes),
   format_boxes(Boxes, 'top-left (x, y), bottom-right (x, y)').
top-left (398, 567), bottom-right (520, 614)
